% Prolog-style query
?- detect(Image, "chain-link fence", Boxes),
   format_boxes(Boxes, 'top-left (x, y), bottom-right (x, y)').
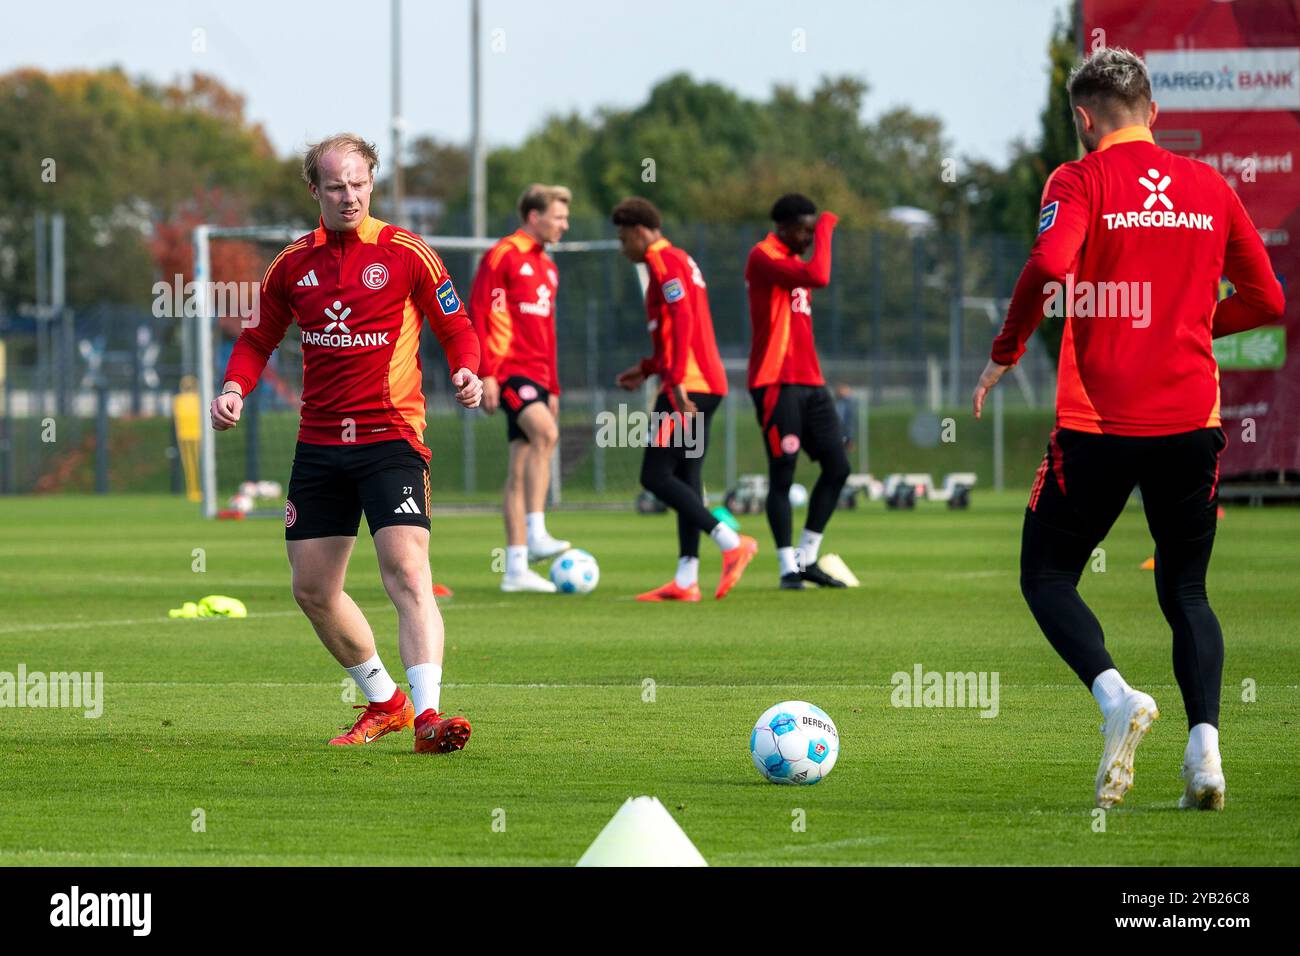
top-left (0, 219), bottom-right (1058, 505)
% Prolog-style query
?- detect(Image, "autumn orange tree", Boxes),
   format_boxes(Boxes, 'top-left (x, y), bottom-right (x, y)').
top-left (0, 68), bottom-right (313, 312)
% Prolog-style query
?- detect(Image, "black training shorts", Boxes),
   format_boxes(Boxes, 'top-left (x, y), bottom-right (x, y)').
top-left (750, 383), bottom-right (844, 463)
top-left (284, 440), bottom-right (431, 540)
top-left (500, 376), bottom-right (551, 443)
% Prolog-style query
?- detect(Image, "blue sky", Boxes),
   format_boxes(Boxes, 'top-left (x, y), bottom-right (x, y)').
top-left (6, 0), bottom-right (1070, 164)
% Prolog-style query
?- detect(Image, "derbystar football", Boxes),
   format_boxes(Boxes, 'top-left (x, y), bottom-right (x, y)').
top-left (549, 548), bottom-right (599, 594)
top-left (749, 701), bottom-right (840, 785)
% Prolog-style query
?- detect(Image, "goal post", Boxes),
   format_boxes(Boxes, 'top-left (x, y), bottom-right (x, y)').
top-left (191, 223), bottom-right (623, 518)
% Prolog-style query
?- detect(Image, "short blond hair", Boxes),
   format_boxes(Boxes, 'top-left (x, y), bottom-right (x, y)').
top-left (518, 183), bottom-right (571, 221)
top-left (302, 133), bottom-right (379, 186)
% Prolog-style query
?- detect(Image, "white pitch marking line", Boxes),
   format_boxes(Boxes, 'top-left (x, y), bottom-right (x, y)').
top-left (0, 602), bottom-right (511, 635)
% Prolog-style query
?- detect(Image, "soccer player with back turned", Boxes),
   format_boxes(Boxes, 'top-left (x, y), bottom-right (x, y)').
top-left (746, 194), bottom-right (852, 589)
top-left (974, 50), bottom-right (1284, 810)
top-left (210, 134), bottom-right (483, 754)
top-left (612, 197), bottom-right (758, 601)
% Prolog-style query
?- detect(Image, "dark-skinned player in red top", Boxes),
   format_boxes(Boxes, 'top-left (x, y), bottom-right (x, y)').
top-left (973, 50), bottom-right (1284, 812)
top-left (611, 197), bottom-right (758, 601)
top-left (746, 194), bottom-right (850, 590)
top-left (210, 133), bottom-right (483, 755)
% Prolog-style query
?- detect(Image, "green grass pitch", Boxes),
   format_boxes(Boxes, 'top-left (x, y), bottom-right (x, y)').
top-left (0, 493), bottom-right (1296, 866)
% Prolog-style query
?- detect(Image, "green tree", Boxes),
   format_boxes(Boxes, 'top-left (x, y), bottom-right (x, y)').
top-left (0, 68), bottom-right (312, 312)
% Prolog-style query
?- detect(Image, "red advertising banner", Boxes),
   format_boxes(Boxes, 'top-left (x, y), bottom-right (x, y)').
top-left (1083, 0), bottom-right (1299, 480)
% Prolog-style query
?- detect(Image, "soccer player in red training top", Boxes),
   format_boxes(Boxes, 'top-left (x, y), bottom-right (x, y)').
top-left (973, 50), bottom-right (1284, 810)
top-left (470, 184), bottom-right (573, 593)
top-left (210, 134), bottom-right (484, 755)
top-left (746, 194), bottom-right (851, 590)
top-left (611, 197), bottom-right (758, 601)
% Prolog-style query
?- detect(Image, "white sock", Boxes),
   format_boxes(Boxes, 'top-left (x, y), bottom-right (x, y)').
top-left (1186, 723), bottom-right (1220, 765)
top-left (777, 546), bottom-right (799, 576)
top-left (1090, 668), bottom-right (1133, 716)
top-left (506, 545), bottom-right (529, 577)
top-left (675, 556), bottom-right (699, 588)
top-left (345, 653), bottom-right (398, 704)
top-left (797, 529), bottom-right (823, 567)
top-left (406, 662), bottom-right (442, 716)
top-left (709, 522), bottom-right (740, 551)
top-left (526, 512), bottom-right (548, 541)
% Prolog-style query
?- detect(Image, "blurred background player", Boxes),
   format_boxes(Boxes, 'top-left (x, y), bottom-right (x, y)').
top-left (973, 49), bottom-right (1285, 811)
top-left (746, 194), bottom-right (850, 590)
top-left (209, 133), bottom-right (483, 755)
top-left (470, 184), bottom-right (573, 592)
top-left (611, 197), bottom-right (758, 601)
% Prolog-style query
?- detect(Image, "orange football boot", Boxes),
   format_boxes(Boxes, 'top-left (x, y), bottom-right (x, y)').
top-left (328, 689), bottom-right (415, 746)
top-left (715, 535), bottom-right (759, 600)
top-left (414, 709), bottom-right (472, 754)
top-left (636, 580), bottom-right (702, 602)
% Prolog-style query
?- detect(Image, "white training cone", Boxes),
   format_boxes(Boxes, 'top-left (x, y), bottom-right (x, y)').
top-left (575, 796), bottom-right (708, 867)
top-left (818, 553), bottom-right (860, 587)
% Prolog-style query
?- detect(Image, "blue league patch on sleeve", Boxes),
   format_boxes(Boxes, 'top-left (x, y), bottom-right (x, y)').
top-left (661, 277), bottom-right (686, 303)
top-left (1038, 201), bottom-right (1059, 234)
top-left (435, 278), bottom-right (461, 314)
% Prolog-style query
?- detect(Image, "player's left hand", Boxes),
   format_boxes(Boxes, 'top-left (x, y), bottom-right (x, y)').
top-left (972, 359), bottom-right (1011, 419)
top-left (615, 364), bottom-right (646, 391)
top-left (453, 368), bottom-right (482, 409)
top-left (548, 393), bottom-right (559, 417)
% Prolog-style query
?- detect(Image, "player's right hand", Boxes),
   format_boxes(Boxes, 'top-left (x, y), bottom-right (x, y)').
top-left (481, 375), bottom-right (500, 414)
top-left (210, 391), bottom-right (243, 430)
top-left (453, 368), bottom-right (483, 409)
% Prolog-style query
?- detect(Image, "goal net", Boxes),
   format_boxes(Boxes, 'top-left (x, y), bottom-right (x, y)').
top-left (190, 224), bottom-right (629, 518)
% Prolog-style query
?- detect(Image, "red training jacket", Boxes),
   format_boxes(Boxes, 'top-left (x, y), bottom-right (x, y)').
top-left (991, 125), bottom-right (1284, 436)
top-left (468, 229), bottom-right (561, 394)
top-left (745, 211), bottom-right (837, 390)
top-left (638, 237), bottom-right (728, 396)
top-left (222, 215), bottom-right (480, 462)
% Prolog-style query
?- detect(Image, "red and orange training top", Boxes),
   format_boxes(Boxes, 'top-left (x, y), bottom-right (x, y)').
top-left (992, 126), bottom-right (1284, 437)
top-left (468, 229), bottom-right (561, 394)
top-left (745, 211), bottom-right (838, 390)
top-left (223, 215), bottom-right (480, 463)
top-left (638, 237), bottom-right (728, 396)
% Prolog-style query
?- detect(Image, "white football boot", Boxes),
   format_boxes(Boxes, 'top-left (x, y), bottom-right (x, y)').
top-left (527, 535), bottom-right (571, 563)
top-left (1179, 755), bottom-right (1226, 811)
top-left (501, 567), bottom-right (557, 593)
top-left (1095, 689), bottom-right (1159, 808)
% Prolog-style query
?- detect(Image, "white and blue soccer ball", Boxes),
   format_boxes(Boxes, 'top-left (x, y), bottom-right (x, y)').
top-left (549, 548), bottom-right (599, 594)
top-left (749, 701), bottom-right (840, 785)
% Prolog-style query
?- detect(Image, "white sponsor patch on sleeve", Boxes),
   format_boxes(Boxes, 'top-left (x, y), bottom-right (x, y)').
top-left (661, 277), bottom-right (686, 303)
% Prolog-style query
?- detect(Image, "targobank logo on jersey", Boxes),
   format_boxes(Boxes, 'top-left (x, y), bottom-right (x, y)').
top-left (435, 278), bottom-right (460, 315)
top-left (301, 300), bottom-right (391, 348)
top-left (517, 284), bottom-right (552, 317)
top-left (1103, 171), bottom-right (1215, 232)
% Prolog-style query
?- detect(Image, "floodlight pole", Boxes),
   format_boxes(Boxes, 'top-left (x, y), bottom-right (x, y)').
top-left (391, 0), bottom-right (404, 224)
top-left (469, 0), bottom-right (485, 245)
